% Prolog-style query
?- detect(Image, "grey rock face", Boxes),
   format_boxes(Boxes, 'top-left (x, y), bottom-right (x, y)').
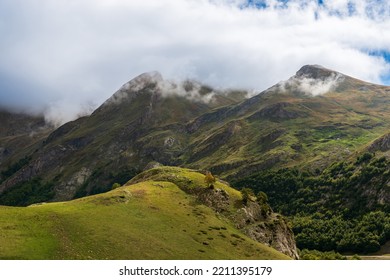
top-left (369, 132), bottom-right (390, 152)
top-left (195, 187), bottom-right (299, 259)
top-left (234, 201), bottom-right (299, 259)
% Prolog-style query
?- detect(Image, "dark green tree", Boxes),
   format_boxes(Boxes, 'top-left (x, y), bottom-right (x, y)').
top-left (241, 187), bottom-right (254, 205)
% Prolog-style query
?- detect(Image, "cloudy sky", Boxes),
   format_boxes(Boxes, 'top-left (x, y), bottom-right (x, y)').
top-left (1, 0), bottom-right (390, 124)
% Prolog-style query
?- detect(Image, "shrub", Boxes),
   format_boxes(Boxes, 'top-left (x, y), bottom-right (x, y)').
top-left (355, 152), bottom-right (373, 165)
top-left (241, 187), bottom-right (255, 205)
top-left (204, 171), bottom-right (216, 188)
top-left (257, 191), bottom-right (268, 204)
top-left (112, 183), bottom-right (121, 190)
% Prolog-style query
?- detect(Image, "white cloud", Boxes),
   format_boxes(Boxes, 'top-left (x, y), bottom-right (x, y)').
top-left (103, 71), bottom-right (218, 107)
top-left (277, 71), bottom-right (345, 96)
top-left (1, 0), bottom-right (390, 124)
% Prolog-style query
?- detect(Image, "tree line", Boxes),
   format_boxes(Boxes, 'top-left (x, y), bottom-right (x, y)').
top-left (232, 153), bottom-right (390, 253)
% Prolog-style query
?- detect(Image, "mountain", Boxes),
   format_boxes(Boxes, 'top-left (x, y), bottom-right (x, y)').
top-left (184, 65), bottom-right (390, 177)
top-left (0, 166), bottom-right (292, 259)
top-left (1, 65), bottom-right (390, 257)
top-left (0, 109), bottom-right (53, 165)
top-left (2, 65), bottom-right (390, 201)
top-left (0, 72), bottom-right (248, 201)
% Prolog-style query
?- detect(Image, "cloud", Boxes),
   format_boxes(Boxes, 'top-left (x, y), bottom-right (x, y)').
top-left (1, 0), bottom-right (390, 124)
top-left (294, 73), bottom-right (344, 96)
top-left (155, 79), bottom-right (218, 104)
top-left (276, 71), bottom-right (345, 96)
top-left (103, 71), bottom-right (218, 107)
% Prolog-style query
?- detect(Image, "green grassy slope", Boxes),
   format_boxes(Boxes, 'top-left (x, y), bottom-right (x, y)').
top-left (0, 167), bottom-right (289, 260)
top-left (185, 87), bottom-right (390, 178)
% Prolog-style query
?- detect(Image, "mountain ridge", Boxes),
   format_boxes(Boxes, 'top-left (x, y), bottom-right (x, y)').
top-left (0, 109), bottom-right (53, 167)
top-left (1, 65), bottom-right (390, 201)
top-left (1, 64), bottom-right (390, 258)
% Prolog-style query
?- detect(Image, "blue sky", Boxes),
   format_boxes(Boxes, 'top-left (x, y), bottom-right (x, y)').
top-left (369, 49), bottom-right (390, 83)
top-left (1, 0), bottom-right (390, 124)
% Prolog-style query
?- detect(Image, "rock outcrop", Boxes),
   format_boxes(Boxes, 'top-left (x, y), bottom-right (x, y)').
top-left (234, 201), bottom-right (299, 259)
top-left (195, 186), bottom-right (299, 259)
top-left (368, 132), bottom-right (390, 152)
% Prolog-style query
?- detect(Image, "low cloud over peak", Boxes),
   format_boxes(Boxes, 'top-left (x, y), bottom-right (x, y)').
top-left (284, 71), bottom-right (345, 96)
top-left (103, 71), bottom-right (220, 107)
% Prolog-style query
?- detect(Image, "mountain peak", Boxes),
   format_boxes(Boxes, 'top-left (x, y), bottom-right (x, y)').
top-left (120, 71), bottom-right (163, 91)
top-left (296, 65), bottom-right (342, 80)
top-left (100, 71), bottom-right (163, 107)
top-left (264, 65), bottom-right (347, 97)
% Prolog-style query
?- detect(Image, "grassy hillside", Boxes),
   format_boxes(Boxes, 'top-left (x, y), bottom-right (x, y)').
top-left (186, 87), bottom-right (390, 178)
top-left (0, 167), bottom-right (289, 260)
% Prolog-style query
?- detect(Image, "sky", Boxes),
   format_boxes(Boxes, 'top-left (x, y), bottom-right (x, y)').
top-left (1, 0), bottom-right (390, 124)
